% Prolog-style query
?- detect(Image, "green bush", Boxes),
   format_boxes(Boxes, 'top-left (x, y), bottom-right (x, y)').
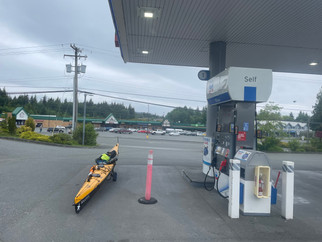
top-left (20, 131), bottom-right (51, 142)
top-left (310, 138), bottom-right (322, 152)
top-left (257, 137), bottom-right (283, 152)
top-left (302, 144), bottom-right (316, 152)
top-left (287, 139), bottom-right (306, 152)
top-left (8, 116), bottom-right (16, 135)
top-left (73, 123), bottom-right (98, 146)
top-left (0, 119), bottom-right (7, 130)
top-left (0, 119), bottom-right (8, 135)
top-left (280, 141), bottom-right (289, 148)
top-left (25, 117), bottom-right (36, 131)
top-left (49, 133), bottom-right (73, 145)
top-left (16, 125), bottom-right (32, 135)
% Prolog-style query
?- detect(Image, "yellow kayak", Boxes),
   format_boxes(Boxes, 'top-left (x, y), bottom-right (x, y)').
top-left (73, 143), bottom-right (119, 213)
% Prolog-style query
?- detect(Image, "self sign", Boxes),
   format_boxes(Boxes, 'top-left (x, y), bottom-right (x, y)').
top-left (244, 76), bottom-right (257, 82)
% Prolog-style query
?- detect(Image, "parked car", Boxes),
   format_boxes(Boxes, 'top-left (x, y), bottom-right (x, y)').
top-left (151, 129), bottom-right (166, 135)
top-left (185, 131), bottom-right (197, 136)
top-left (197, 132), bottom-right (206, 136)
top-left (117, 128), bottom-right (133, 134)
top-left (55, 126), bottom-right (65, 133)
top-left (47, 126), bottom-right (65, 133)
top-left (169, 132), bottom-right (180, 136)
top-left (109, 128), bottom-right (120, 133)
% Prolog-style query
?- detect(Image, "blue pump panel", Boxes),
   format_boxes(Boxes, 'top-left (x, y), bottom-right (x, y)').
top-left (244, 86), bottom-right (256, 101)
top-left (271, 186), bottom-right (277, 204)
top-left (240, 182), bottom-right (244, 204)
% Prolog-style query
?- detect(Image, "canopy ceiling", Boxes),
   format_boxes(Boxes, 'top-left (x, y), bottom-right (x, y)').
top-left (109, 0), bottom-right (322, 74)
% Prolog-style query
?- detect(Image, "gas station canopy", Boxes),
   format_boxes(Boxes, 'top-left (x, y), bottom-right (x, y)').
top-left (108, 0), bottom-right (322, 75)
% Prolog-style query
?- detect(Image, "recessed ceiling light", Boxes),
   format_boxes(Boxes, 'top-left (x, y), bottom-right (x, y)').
top-left (144, 12), bottom-right (154, 18)
top-left (138, 7), bottom-right (161, 19)
top-left (142, 50), bottom-right (149, 54)
top-left (309, 62), bottom-right (318, 66)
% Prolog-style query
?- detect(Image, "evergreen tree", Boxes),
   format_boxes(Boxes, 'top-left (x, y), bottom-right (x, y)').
top-left (25, 117), bottom-right (36, 131)
top-left (8, 116), bottom-right (16, 135)
top-left (295, 111), bottom-right (310, 123)
top-left (310, 88), bottom-right (322, 131)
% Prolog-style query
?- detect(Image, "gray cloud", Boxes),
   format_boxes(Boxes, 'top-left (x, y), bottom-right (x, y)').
top-left (0, 0), bottom-right (321, 116)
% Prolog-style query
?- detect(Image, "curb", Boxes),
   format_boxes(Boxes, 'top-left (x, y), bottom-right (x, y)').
top-left (0, 136), bottom-right (103, 149)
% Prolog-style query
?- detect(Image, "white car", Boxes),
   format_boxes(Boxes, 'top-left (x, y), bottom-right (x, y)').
top-left (169, 132), bottom-right (180, 136)
top-left (152, 129), bottom-right (166, 135)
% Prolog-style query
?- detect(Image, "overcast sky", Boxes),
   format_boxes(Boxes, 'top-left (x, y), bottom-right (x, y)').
top-left (1, 0), bottom-right (321, 117)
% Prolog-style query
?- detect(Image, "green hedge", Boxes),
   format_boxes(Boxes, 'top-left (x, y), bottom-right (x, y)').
top-left (49, 133), bottom-right (73, 145)
top-left (257, 137), bottom-right (283, 152)
top-left (20, 131), bottom-right (51, 142)
top-left (73, 123), bottom-right (98, 146)
top-left (288, 140), bottom-right (305, 152)
top-left (17, 125), bottom-right (32, 135)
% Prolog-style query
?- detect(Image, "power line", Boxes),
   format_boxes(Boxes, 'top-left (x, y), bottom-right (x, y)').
top-left (4, 88), bottom-right (316, 112)
top-left (0, 76), bottom-right (71, 83)
top-left (82, 86), bottom-right (206, 103)
top-left (83, 76), bottom-right (205, 102)
top-left (77, 44), bottom-right (120, 55)
top-left (0, 43), bottom-right (69, 51)
top-left (4, 89), bottom-right (179, 108)
top-left (6, 90), bottom-right (73, 95)
top-left (0, 48), bottom-right (70, 56)
top-left (0, 43), bottom-right (70, 56)
top-left (81, 91), bottom-right (179, 109)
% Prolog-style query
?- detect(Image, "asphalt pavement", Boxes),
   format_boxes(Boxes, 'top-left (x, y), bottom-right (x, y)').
top-left (0, 132), bottom-right (322, 241)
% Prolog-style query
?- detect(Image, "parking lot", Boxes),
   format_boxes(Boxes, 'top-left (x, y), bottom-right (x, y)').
top-left (0, 133), bottom-right (322, 241)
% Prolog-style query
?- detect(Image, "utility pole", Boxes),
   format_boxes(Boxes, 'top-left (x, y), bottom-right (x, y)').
top-left (64, 44), bottom-right (87, 132)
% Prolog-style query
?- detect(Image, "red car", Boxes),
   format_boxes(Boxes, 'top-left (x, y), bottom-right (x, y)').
top-left (137, 129), bottom-right (151, 133)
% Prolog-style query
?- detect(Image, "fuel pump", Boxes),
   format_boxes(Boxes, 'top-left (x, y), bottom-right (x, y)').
top-left (203, 67), bottom-right (273, 215)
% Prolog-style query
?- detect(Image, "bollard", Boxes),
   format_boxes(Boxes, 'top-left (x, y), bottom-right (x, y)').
top-left (138, 150), bottom-right (157, 204)
top-left (228, 159), bottom-right (240, 218)
top-left (281, 161), bottom-right (294, 220)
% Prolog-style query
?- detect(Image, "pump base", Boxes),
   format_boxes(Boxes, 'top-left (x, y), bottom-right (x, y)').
top-left (138, 197), bottom-right (158, 204)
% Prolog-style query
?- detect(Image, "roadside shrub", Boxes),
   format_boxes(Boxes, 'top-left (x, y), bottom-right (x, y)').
top-left (49, 133), bottom-right (72, 145)
top-left (280, 141), bottom-right (289, 148)
top-left (288, 139), bottom-right (303, 152)
top-left (0, 119), bottom-right (9, 135)
top-left (20, 131), bottom-right (51, 142)
top-left (25, 117), bottom-right (36, 131)
top-left (16, 125), bottom-right (32, 135)
top-left (8, 116), bottom-right (16, 135)
top-left (310, 138), bottom-right (322, 152)
top-left (0, 119), bottom-right (7, 130)
top-left (302, 143), bottom-right (316, 152)
top-left (73, 123), bottom-right (98, 146)
top-left (257, 137), bottom-right (283, 152)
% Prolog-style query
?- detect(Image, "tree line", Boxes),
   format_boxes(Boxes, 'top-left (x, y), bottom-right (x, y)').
top-left (2, 86), bottom-right (320, 129)
top-left (0, 88), bottom-right (136, 120)
top-left (0, 88), bottom-right (206, 124)
top-left (165, 106), bottom-right (207, 125)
